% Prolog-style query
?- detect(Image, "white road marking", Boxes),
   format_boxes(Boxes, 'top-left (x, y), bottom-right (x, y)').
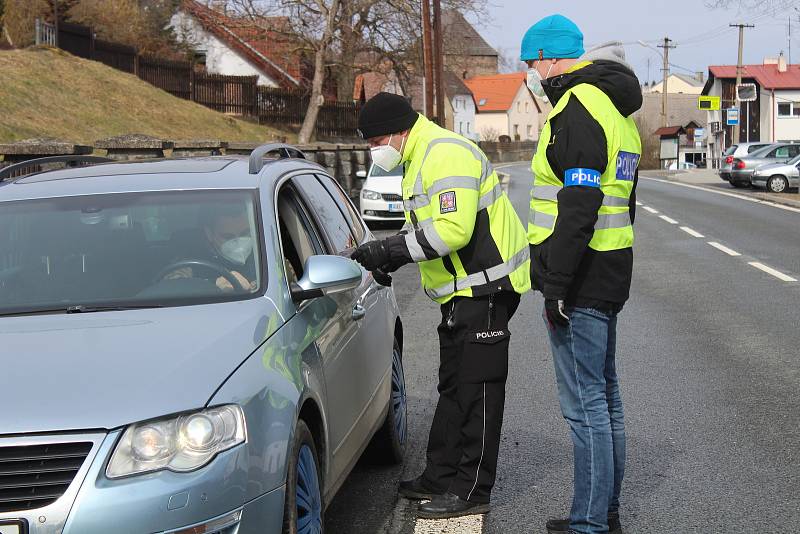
top-left (708, 242), bottom-right (741, 257)
top-left (640, 176), bottom-right (800, 214)
top-left (659, 215), bottom-right (679, 224)
top-left (680, 226), bottom-right (705, 238)
top-left (748, 262), bottom-right (798, 282)
top-left (643, 206), bottom-right (659, 214)
top-left (635, 201), bottom-right (643, 206)
top-left (414, 514), bottom-right (485, 533)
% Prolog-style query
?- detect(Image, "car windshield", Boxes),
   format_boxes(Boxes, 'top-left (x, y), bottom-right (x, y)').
top-left (370, 164), bottom-right (403, 177)
top-left (0, 189), bottom-right (263, 316)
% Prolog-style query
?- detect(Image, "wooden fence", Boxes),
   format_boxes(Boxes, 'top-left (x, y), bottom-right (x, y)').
top-left (47, 20), bottom-right (360, 137)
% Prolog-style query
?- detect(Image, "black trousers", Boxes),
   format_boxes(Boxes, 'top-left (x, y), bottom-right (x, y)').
top-left (421, 291), bottom-right (520, 503)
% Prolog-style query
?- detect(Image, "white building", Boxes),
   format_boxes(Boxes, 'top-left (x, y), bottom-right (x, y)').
top-left (169, 0), bottom-right (301, 89)
top-left (702, 54), bottom-right (800, 165)
top-left (464, 72), bottom-right (541, 142)
top-left (648, 72), bottom-right (705, 95)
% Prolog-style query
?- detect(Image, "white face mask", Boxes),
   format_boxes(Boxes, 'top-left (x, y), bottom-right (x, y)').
top-left (220, 236), bottom-right (253, 265)
top-left (527, 61), bottom-right (554, 102)
top-left (370, 134), bottom-right (404, 172)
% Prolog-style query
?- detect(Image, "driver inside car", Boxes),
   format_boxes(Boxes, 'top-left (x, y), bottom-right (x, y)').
top-left (164, 205), bottom-right (258, 292)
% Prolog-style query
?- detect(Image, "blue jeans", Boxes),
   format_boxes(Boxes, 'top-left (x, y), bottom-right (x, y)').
top-left (544, 306), bottom-right (625, 534)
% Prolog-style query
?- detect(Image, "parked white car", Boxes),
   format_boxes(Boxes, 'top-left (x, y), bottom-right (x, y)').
top-left (357, 164), bottom-right (405, 224)
top-left (668, 161), bottom-right (698, 171)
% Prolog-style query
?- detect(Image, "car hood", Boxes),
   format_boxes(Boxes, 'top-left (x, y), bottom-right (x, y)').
top-left (363, 176), bottom-right (402, 195)
top-left (0, 298), bottom-right (280, 434)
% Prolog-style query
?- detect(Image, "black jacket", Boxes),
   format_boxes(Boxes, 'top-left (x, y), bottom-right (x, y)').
top-left (532, 58), bottom-right (643, 311)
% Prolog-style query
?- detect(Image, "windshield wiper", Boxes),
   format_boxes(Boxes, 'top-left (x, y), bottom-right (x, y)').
top-left (65, 304), bottom-right (164, 314)
top-left (0, 304), bottom-right (163, 317)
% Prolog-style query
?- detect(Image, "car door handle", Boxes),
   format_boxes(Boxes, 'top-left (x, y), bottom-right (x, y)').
top-left (352, 304), bottom-right (366, 321)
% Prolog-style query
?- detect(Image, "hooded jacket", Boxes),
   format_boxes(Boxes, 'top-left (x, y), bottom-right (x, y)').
top-left (532, 42), bottom-right (643, 310)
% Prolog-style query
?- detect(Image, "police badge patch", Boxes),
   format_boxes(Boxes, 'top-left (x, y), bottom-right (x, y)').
top-left (439, 191), bottom-right (457, 213)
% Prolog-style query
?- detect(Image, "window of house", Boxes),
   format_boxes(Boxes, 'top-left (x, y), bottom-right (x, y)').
top-left (459, 121), bottom-right (464, 134)
top-left (517, 101), bottom-right (522, 113)
top-left (513, 124), bottom-right (520, 140)
top-left (777, 102), bottom-right (800, 117)
top-left (525, 101), bottom-right (530, 113)
top-left (526, 125), bottom-right (533, 138)
top-left (466, 122), bottom-right (470, 134)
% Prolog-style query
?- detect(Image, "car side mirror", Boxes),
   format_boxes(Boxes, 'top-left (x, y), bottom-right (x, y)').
top-left (356, 170), bottom-right (367, 179)
top-left (291, 255), bottom-right (363, 302)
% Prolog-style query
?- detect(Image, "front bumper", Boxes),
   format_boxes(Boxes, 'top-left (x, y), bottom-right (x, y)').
top-left (0, 431), bottom-right (285, 534)
top-left (360, 196), bottom-right (405, 221)
top-left (751, 174), bottom-right (767, 187)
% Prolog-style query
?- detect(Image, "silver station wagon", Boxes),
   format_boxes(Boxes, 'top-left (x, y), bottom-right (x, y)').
top-left (0, 145), bottom-right (407, 534)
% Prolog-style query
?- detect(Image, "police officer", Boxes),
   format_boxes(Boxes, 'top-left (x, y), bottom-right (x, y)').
top-left (350, 92), bottom-right (530, 519)
top-left (521, 15), bottom-right (642, 534)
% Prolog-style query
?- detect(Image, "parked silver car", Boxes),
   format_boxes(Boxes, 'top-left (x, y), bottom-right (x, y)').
top-left (729, 142), bottom-right (800, 187)
top-left (751, 153), bottom-right (800, 192)
top-left (0, 145), bottom-right (407, 534)
top-left (719, 142), bottom-right (773, 182)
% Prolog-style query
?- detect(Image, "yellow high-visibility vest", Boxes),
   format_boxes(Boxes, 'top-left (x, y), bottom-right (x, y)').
top-left (528, 78), bottom-right (641, 252)
top-left (401, 115), bottom-right (531, 304)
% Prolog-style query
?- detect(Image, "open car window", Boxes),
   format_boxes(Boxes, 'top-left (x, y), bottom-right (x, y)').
top-left (0, 190), bottom-right (264, 316)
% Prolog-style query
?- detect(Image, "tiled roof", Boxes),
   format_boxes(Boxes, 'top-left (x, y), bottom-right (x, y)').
top-left (442, 10), bottom-right (497, 57)
top-left (707, 64), bottom-right (800, 90)
top-left (443, 71), bottom-right (473, 98)
top-left (672, 73), bottom-right (705, 87)
top-left (653, 126), bottom-right (684, 136)
top-left (181, 0), bottom-right (301, 88)
top-left (463, 72), bottom-right (526, 112)
top-left (353, 72), bottom-right (398, 101)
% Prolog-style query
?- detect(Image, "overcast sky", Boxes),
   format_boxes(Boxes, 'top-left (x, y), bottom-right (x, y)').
top-left (476, 0), bottom-right (800, 82)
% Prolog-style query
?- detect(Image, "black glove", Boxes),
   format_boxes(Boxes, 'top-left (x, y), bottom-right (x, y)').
top-left (351, 240), bottom-right (391, 272)
top-left (372, 269), bottom-right (392, 287)
top-left (544, 299), bottom-right (570, 327)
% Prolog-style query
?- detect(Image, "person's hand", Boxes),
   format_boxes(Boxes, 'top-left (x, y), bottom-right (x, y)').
top-left (216, 271), bottom-right (255, 292)
top-left (351, 240), bottom-right (391, 271)
top-left (164, 267), bottom-right (192, 280)
top-left (544, 299), bottom-right (570, 327)
top-left (372, 269), bottom-right (392, 287)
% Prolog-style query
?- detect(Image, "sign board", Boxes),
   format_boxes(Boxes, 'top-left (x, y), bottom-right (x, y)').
top-left (710, 121), bottom-right (721, 133)
top-left (726, 108), bottom-right (739, 126)
top-left (736, 83), bottom-right (757, 102)
top-left (660, 137), bottom-right (679, 160)
top-left (698, 96), bottom-right (721, 110)
top-left (695, 127), bottom-right (706, 138)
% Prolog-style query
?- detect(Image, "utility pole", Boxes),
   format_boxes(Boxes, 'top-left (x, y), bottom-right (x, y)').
top-left (789, 16), bottom-right (792, 65)
top-left (53, 0), bottom-right (59, 48)
top-left (421, 0), bottom-right (434, 119)
top-left (657, 37), bottom-right (675, 127)
top-left (730, 23), bottom-right (755, 142)
top-left (432, 0), bottom-right (445, 127)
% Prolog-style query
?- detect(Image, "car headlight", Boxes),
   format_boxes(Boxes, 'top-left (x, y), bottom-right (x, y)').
top-left (106, 405), bottom-right (246, 479)
top-left (361, 189), bottom-right (382, 200)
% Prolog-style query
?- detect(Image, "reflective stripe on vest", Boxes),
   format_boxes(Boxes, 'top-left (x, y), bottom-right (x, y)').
top-left (424, 245), bottom-right (530, 300)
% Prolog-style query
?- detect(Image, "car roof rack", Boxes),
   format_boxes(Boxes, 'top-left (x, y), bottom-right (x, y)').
top-left (248, 143), bottom-right (306, 175)
top-left (0, 155), bottom-right (114, 182)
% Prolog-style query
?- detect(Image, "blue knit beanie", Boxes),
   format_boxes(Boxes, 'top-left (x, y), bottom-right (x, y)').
top-left (520, 14), bottom-right (584, 61)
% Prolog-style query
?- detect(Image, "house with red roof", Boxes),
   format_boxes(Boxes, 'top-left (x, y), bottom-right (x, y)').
top-left (169, 0), bottom-right (303, 89)
top-left (702, 54), bottom-right (800, 163)
top-left (464, 72), bottom-right (542, 142)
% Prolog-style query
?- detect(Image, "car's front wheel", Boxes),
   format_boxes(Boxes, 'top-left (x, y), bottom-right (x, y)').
top-left (283, 420), bottom-right (324, 534)
top-left (366, 337), bottom-right (408, 464)
top-left (767, 175), bottom-right (789, 193)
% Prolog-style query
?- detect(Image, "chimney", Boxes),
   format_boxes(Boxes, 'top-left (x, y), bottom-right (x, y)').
top-left (779, 51), bottom-right (788, 72)
top-left (695, 71), bottom-right (705, 83)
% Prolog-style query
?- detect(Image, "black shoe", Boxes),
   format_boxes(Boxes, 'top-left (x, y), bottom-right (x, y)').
top-left (398, 476), bottom-right (444, 500)
top-left (417, 492), bottom-right (490, 519)
top-left (546, 512), bottom-right (621, 533)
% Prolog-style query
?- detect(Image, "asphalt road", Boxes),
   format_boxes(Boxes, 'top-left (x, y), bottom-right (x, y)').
top-left (325, 163), bottom-right (800, 533)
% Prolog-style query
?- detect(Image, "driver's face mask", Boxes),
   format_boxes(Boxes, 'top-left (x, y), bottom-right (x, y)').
top-left (220, 237), bottom-right (253, 265)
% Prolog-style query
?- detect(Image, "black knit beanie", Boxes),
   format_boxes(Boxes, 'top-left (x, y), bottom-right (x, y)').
top-left (358, 92), bottom-right (419, 139)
